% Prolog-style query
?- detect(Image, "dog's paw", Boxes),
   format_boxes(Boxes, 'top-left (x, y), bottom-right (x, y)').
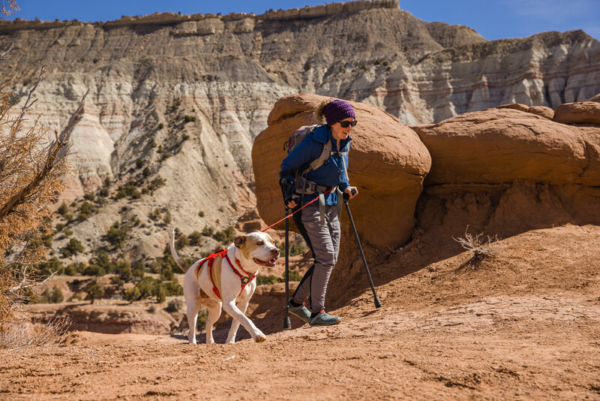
top-left (254, 333), bottom-right (267, 343)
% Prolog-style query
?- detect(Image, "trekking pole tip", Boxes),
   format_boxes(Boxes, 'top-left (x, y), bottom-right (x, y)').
top-left (374, 297), bottom-right (383, 308)
top-left (283, 315), bottom-right (291, 329)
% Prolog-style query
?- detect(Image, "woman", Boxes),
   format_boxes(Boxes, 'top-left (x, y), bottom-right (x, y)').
top-left (279, 99), bottom-right (358, 326)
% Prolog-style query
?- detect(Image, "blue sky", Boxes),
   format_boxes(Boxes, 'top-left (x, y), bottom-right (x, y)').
top-left (5, 0), bottom-right (600, 41)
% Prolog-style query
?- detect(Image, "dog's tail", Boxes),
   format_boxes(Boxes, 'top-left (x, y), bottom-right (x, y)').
top-left (170, 229), bottom-right (189, 273)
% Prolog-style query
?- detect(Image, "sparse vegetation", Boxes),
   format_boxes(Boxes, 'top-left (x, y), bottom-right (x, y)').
top-left (453, 227), bottom-right (500, 265)
top-left (57, 202), bottom-right (69, 216)
top-left (166, 298), bottom-right (184, 314)
top-left (189, 231), bottom-right (202, 246)
top-left (78, 201), bottom-right (93, 220)
top-left (175, 234), bottom-right (189, 250)
top-left (83, 280), bottom-right (104, 304)
top-left (212, 226), bottom-right (235, 244)
top-left (63, 238), bottom-right (85, 257)
top-left (183, 115), bottom-right (196, 123)
top-left (107, 221), bottom-right (129, 249)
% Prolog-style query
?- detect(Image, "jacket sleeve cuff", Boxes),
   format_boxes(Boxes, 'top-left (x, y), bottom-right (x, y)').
top-left (338, 182), bottom-right (350, 192)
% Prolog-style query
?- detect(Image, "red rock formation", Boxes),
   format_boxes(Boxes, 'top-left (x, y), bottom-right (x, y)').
top-left (554, 102), bottom-right (600, 125)
top-left (252, 94), bottom-right (431, 248)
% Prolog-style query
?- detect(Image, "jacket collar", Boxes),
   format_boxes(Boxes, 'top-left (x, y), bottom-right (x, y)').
top-left (313, 125), bottom-right (352, 150)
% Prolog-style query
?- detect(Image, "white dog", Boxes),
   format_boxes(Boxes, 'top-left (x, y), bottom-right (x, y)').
top-left (170, 230), bottom-right (279, 344)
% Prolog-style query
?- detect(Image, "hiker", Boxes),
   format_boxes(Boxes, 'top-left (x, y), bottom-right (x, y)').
top-left (279, 99), bottom-right (358, 326)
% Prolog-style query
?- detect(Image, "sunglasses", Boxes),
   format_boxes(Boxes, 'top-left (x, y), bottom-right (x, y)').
top-left (339, 120), bottom-right (357, 128)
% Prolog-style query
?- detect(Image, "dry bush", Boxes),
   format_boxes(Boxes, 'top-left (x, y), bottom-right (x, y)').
top-left (453, 227), bottom-right (500, 262)
top-left (0, 63), bottom-right (88, 330)
top-left (0, 314), bottom-right (71, 350)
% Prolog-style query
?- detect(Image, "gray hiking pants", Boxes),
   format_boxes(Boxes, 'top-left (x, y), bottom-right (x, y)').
top-left (292, 203), bottom-right (341, 313)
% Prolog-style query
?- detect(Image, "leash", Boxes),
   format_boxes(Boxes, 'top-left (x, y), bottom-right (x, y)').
top-left (261, 187), bottom-right (333, 232)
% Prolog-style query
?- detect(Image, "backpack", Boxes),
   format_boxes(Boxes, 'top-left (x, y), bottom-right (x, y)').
top-left (283, 124), bottom-right (333, 195)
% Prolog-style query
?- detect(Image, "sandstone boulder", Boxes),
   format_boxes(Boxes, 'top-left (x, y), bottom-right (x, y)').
top-left (496, 103), bottom-right (554, 120)
top-left (413, 108), bottom-right (589, 186)
top-left (554, 102), bottom-right (600, 125)
top-left (497, 103), bottom-right (530, 112)
top-left (252, 94), bottom-right (431, 248)
top-left (588, 94), bottom-right (600, 103)
top-left (527, 105), bottom-right (554, 120)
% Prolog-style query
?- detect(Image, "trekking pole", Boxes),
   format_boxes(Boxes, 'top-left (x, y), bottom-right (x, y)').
top-left (283, 207), bottom-right (292, 329)
top-left (343, 190), bottom-right (382, 308)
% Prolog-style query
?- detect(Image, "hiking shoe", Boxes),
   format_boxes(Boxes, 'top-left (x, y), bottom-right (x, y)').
top-left (287, 301), bottom-right (311, 324)
top-left (309, 310), bottom-right (341, 326)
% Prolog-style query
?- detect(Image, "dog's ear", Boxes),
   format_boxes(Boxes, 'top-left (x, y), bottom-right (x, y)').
top-left (234, 235), bottom-right (247, 248)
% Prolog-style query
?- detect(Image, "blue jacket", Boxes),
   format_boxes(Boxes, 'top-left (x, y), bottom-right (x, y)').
top-left (280, 125), bottom-right (351, 206)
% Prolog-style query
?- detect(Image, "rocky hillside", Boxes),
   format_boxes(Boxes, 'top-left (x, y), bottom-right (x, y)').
top-left (0, 0), bottom-right (599, 263)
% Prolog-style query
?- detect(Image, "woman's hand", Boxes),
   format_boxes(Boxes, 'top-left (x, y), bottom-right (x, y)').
top-left (344, 186), bottom-right (358, 199)
top-left (285, 194), bottom-right (300, 209)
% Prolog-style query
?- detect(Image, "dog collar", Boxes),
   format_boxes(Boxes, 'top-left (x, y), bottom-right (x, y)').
top-left (225, 254), bottom-right (258, 290)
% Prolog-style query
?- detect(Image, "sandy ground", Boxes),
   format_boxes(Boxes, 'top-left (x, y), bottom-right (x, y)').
top-left (1, 225), bottom-right (600, 400)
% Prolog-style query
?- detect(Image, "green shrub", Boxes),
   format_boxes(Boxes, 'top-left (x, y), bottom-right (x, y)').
top-left (42, 233), bottom-right (53, 248)
top-left (162, 281), bottom-right (183, 296)
top-left (288, 270), bottom-right (302, 281)
top-left (116, 260), bottom-right (133, 283)
top-left (125, 286), bottom-right (141, 303)
top-left (64, 238), bottom-right (85, 256)
top-left (83, 280), bottom-right (104, 304)
top-left (189, 231), bottom-right (202, 246)
top-left (213, 226), bottom-right (235, 244)
top-left (64, 229), bottom-right (73, 237)
top-left (181, 134), bottom-right (190, 142)
top-left (166, 298), bottom-right (184, 314)
top-left (38, 257), bottom-right (64, 277)
top-left (78, 201), bottom-right (93, 220)
top-left (142, 167), bottom-right (151, 177)
top-left (291, 243), bottom-right (308, 256)
top-left (183, 115), bottom-right (196, 123)
top-left (162, 211), bottom-right (171, 225)
top-left (57, 202), bottom-right (69, 216)
top-left (304, 62), bottom-right (311, 71)
top-left (64, 264), bottom-right (78, 276)
top-left (160, 153), bottom-right (171, 161)
top-left (202, 226), bottom-right (214, 237)
top-left (175, 234), bottom-right (189, 250)
top-left (99, 187), bottom-right (109, 197)
top-left (55, 223), bottom-right (65, 233)
top-left (83, 264), bottom-right (106, 276)
top-left (198, 211), bottom-right (205, 218)
top-left (107, 221), bottom-right (129, 248)
top-left (157, 123), bottom-right (164, 130)
top-left (84, 193), bottom-right (95, 201)
top-left (154, 285), bottom-right (166, 303)
top-left (68, 294), bottom-right (82, 302)
top-left (171, 98), bottom-right (181, 110)
top-left (257, 274), bottom-right (282, 286)
top-left (63, 213), bottom-right (73, 221)
top-left (135, 159), bottom-right (145, 169)
top-left (89, 250), bottom-right (112, 273)
top-left (132, 262), bottom-right (145, 279)
top-left (146, 176), bottom-right (166, 194)
top-left (161, 267), bottom-right (174, 282)
top-left (104, 177), bottom-right (112, 187)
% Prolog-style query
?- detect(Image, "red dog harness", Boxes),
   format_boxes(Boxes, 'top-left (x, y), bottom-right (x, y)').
top-left (196, 249), bottom-right (258, 301)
